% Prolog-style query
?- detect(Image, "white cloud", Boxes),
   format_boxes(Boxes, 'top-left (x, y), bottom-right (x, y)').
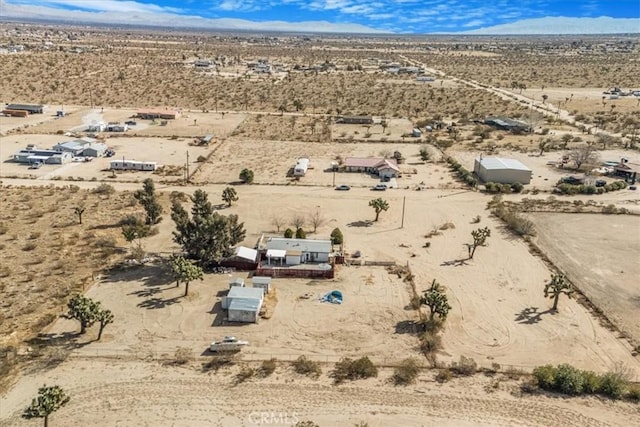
top-left (217, 0), bottom-right (262, 12)
top-left (0, 0), bottom-right (390, 33)
top-left (9, 0), bottom-right (183, 14)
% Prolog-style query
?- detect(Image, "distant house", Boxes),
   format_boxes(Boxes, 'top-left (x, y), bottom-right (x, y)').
top-left (613, 159), bottom-right (639, 183)
top-left (137, 108), bottom-right (182, 120)
top-left (82, 142), bottom-right (108, 157)
top-left (416, 75), bottom-right (436, 82)
top-left (194, 60), bottom-right (212, 67)
top-left (110, 160), bottom-right (157, 171)
top-left (13, 146), bottom-right (72, 164)
top-left (484, 117), bottom-right (531, 133)
top-left (264, 237), bottom-right (332, 265)
top-left (474, 157), bottom-right (532, 184)
top-left (335, 116), bottom-right (374, 125)
top-left (293, 158), bottom-right (310, 177)
top-left (87, 122), bottom-right (106, 132)
top-left (344, 157), bottom-right (400, 179)
top-left (105, 122), bottom-right (128, 132)
top-left (6, 103), bottom-right (44, 114)
top-left (53, 138), bottom-right (98, 156)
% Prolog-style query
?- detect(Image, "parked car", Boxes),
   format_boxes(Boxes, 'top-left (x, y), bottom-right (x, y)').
top-left (335, 185), bottom-right (351, 191)
top-left (372, 184), bottom-right (387, 191)
top-left (595, 179), bottom-right (606, 187)
top-left (28, 162), bottom-right (42, 169)
top-left (125, 120), bottom-right (137, 126)
top-left (105, 149), bottom-right (115, 157)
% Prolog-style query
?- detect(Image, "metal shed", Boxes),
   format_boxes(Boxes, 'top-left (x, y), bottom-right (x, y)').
top-left (252, 276), bottom-right (271, 294)
top-left (229, 277), bottom-right (245, 289)
top-left (222, 286), bottom-right (264, 323)
top-left (473, 157), bottom-right (532, 184)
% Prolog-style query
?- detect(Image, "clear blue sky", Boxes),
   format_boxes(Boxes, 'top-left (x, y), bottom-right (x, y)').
top-left (3, 0), bottom-right (640, 33)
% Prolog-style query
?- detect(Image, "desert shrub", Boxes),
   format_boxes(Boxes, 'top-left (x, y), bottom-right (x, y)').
top-left (419, 331), bottom-right (442, 354)
top-left (196, 155), bottom-right (207, 163)
top-left (92, 183), bottom-right (115, 195)
top-left (626, 384), bottom-right (640, 401)
top-left (533, 365), bottom-right (556, 389)
top-left (409, 295), bottom-right (421, 309)
top-left (170, 191), bottom-right (189, 203)
top-left (119, 214), bottom-right (143, 226)
top-left (554, 363), bottom-right (585, 395)
top-left (393, 358), bottom-right (421, 385)
top-left (173, 347), bottom-right (193, 365)
top-left (202, 355), bottom-right (236, 372)
top-left (239, 168), bottom-right (254, 184)
top-left (599, 371), bottom-right (627, 399)
top-left (292, 356), bottom-right (322, 378)
top-left (295, 227), bottom-right (306, 239)
top-left (492, 205), bottom-right (536, 237)
top-left (331, 356), bottom-right (378, 384)
top-left (601, 204), bottom-right (618, 214)
top-left (471, 215), bottom-right (481, 224)
top-left (484, 182), bottom-right (500, 194)
top-left (259, 358), bottom-right (277, 377)
top-left (511, 182), bottom-right (524, 193)
top-left (583, 185), bottom-right (596, 194)
top-left (235, 366), bottom-right (255, 383)
top-left (435, 369), bottom-right (452, 383)
top-left (450, 355), bottom-right (477, 376)
top-left (421, 317), bottom-right (444, 333)
top-left (581, 370), bottom-right (602, 393)
top-left (0, 222), bottom-right (7, 235)
top-left (284, 228), bottom-right (294, 238)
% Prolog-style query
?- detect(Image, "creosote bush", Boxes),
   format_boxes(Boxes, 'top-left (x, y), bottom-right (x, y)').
top-left (292, 356), bottom-right (322, 378)
top-left (393, 358), bottom-right (421, 385)
top-left (331, 356), bottom-right (378, 384)
top-left (450, 355), bottom-right (477, 376)
top-left (532, 363), bottom-right (633, 399)
top-left (259, 358), bottom-right (277, 377)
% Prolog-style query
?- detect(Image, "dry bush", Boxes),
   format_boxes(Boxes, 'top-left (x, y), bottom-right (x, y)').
top-left (435, 369), bottom-right (452, 383)
top-left (450, 355), bottom-right (478, 376)
top-left (331, 356), bottom-right (378, 384)
top-left (235, 366), bottom-right (255, 383)
top-left (292, 355), bottom-right (322, 378)
top-left (173, 347), bottom-right (194, 365)
top-left (393, 358), bottom-right (421, 385)
top-left (202, 355), bottom-right (238, 372)
top-left (259, 358), bottom-right (277, 377)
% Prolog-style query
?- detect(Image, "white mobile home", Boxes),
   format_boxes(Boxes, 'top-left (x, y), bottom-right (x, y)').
top-left (264, 237), bottom-right (332, 264)
top-left (110, 160), bottom-right (157, 171)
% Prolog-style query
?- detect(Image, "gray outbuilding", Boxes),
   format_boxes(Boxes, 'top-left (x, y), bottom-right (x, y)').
top-left (474, 157), bottom-right (532, 184)
top-left (251, 276), bottom-right (272, 294)
top-left (82, 143), bottom-right (108, 157)
top-left (222, 287), bottom-right (264, 323)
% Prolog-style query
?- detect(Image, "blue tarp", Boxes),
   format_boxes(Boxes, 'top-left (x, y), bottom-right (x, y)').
top-left (322, 290), bottom-right (343, 304)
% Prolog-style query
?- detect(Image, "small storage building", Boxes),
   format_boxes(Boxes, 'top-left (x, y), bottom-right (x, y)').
top-left (83, 143), bottom-right (108, 157)
top-left (229, 278), bottom-right (245, 288)
top-left (222, 287), bottom-right (264, 323)
top-left (474, 157), bottom-right (532, 185)
top-left (252, 276), bottom-right (271, 294)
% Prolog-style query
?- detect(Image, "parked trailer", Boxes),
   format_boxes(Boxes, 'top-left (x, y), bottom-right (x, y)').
top-left (110, 160), bottom-right (157, 171)
top-left (2, 109), bottom-right (29, 117)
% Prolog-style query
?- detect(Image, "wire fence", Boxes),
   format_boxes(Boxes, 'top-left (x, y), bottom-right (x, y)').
top-left (67, 346), bottom-right (534, 374)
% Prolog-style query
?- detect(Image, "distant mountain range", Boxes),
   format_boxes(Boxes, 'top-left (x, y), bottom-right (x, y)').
top-left (462, 17), bottom-right (640, 35)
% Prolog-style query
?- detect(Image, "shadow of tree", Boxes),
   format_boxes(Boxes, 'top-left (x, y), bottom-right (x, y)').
top-left (347, 220), bottom-right (373, 227)
top-left (515, 306), bottom-right (556, 324)
top-left (137, 296), bottom-right (182, 309)
top-left (395, 320), bottom-right (425, 335)
top-left (105, 263), bottom-right (174, 288)
top-left (440, 258), bottom-right (469, 267)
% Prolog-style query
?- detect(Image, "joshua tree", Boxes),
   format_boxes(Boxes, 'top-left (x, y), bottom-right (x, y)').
top-left (544, 274), bottom-right (574, 311)
top-left (66, 294), bottom-right (99, 334)
top-left (22, 385), bottom-right (70, 427)
top-left (420, 279), bottom-right (452, 321)
top-left (170, 255), bottom-right (204, 297)
top-left (469, 227), bottom-right (491, 259)
top-left (73, 205), bottom-right (85, 225)
top-left (222, 187), bottom-right (238, 206)
top-left (369, 198), bottom-right (389, 222)
top-left (542, 94), bottom-right (548, 104)
top-left (96, 308), bottom-right (114, 341)
top-left (134, 178), bottom-right (163, 225)
top-left (538, 139), bottom-right (550, 156)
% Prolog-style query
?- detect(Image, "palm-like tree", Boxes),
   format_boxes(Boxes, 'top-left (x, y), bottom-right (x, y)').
top-left (369, 198), bottom-right (389, 222)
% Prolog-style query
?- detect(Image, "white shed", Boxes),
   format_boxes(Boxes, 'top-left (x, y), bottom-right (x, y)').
top-left (222, 287), bottom-right (264, 323)
top-left (252, 276), bottom-right (272, 294)
top-left (473, 157), bottom-right (532, 185)
top-left (229, 277), bottom-right (245, 288)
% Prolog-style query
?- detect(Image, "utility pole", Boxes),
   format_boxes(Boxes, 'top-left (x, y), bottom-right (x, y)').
top-left (185, 151), bottom-right (190, 183)
top-left (332, 170), bottom-right (335, 186)
top-left (401, 196), bottom-right (406, 229)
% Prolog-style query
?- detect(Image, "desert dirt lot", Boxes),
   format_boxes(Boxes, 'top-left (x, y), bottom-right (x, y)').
top-left (530, 212), bottom-right (640, 342)
top-left (2, 358), bottom-right (640, 427)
